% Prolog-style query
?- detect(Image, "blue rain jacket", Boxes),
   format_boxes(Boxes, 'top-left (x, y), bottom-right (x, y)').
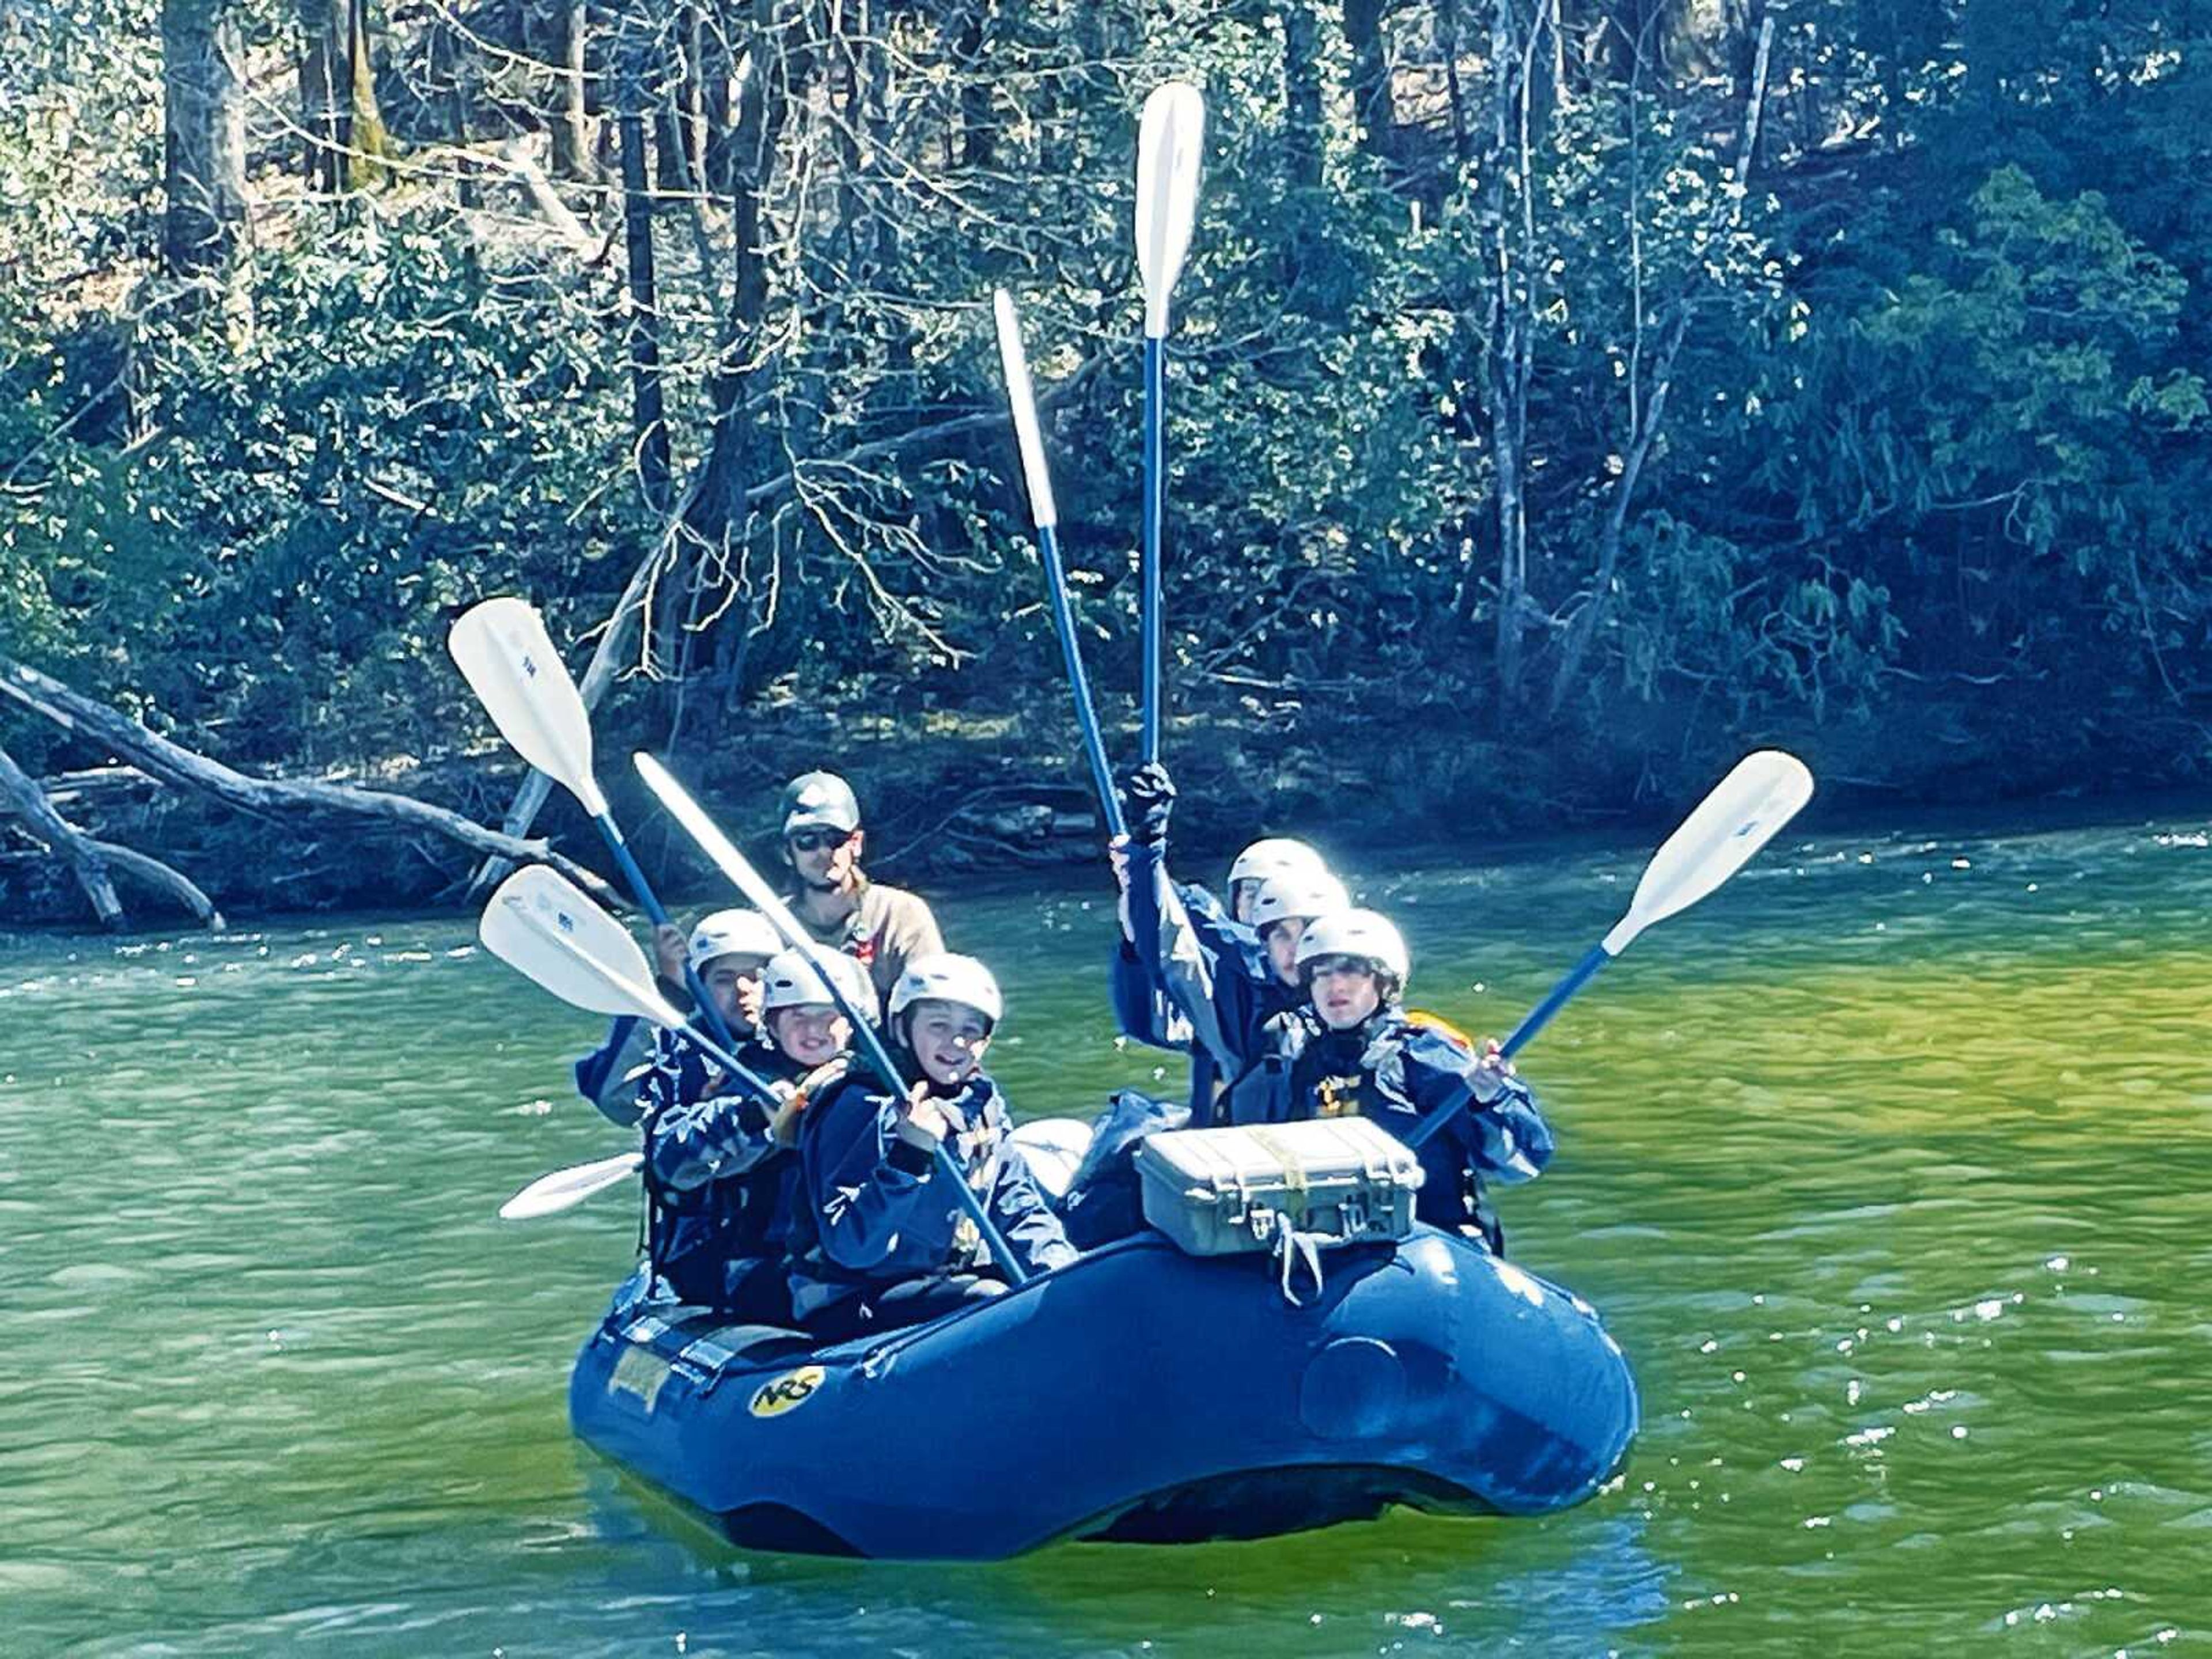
top-left (786, 1063), bottom-right (1075, 1321)
top-left (638, 1032), bottom-right (805, 1307)
top-left (1222, 1006), bottom-right (1554, 1251)
top-left (1119, 841), bottom-right (1296, 1125)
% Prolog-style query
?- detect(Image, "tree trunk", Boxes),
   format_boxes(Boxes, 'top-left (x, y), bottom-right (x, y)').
top-left (0, 655), bottom-right (616, 903)
top-left (162, 0), bottom-right (247, 278)
top-left (688, 0), bottom-right (796, 541)
top-left (345, 0), bottom-right (390, 188)
top-left (1343, 0), bottom-right (1393, 171)
top-left (1282, 1), bottom-right (1325, 193)
top-left (1483, 0), bottom-right (1531, 702)
top-left (548, 0), bottom-right (595, 180)
top-left (299, 0), bottom-right (345, 190)
top-left (1439, 0), bottom-right (1472, 167)
top-left (298, 0), bottom-right (387, 191)
top-left (617, 13), bottom-right (674, 514)
top-left (955, 0), bottom-right (995, 168)
top-left (0, 740), bottom-right (126, 929)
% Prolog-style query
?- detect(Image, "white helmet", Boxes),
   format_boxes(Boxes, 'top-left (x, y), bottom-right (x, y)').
top-left (1248, 870), bottom-right (1350, 935)
top-left (1293, 908), bottom-right (1411, 987)
top-left (1228, 836), bottom-right (1327, 889)
top-left (759, 944), bottom-right (874, 1018)
top-left (888, 952), bottom-right (1003, 1029)
top-left (687, 908), bottom-right (782, 972)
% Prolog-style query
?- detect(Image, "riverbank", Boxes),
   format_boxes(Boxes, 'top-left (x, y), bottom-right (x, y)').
top-left (5, 684), bottom-right (2208, 931)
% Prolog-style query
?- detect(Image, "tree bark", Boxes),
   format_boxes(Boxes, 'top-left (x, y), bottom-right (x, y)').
top-left (1283, 1), bottom-right (1325, 194)
top-left (1483, 0), bottom-right (1532, 702)
top-left (617, 11), bottom-right (674, 514)
top-left (299, 0), bottom-right (346, 190)
top-left (298, 0), bottom-right (387, 191)
top-left (955, 0), bottom-right (995, 168)
top-left (1343, 0), bottom-right (1393, 171)
top-left (162, 0), bottom-right (247, 278)
top-left (0, 740), bottom-right (126, 929)
top-left (688, 0), bottom-right (796, 541)
top-left (548, 0), bottom-right (595, 179)
top-left (345, 0), bottom-right (390, 188)
top-left (0, 655), bottom-right (617, 902)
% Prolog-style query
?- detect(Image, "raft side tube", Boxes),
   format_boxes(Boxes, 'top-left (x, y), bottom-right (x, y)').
top-left (569, 1228), bottom-right (1637, 1559)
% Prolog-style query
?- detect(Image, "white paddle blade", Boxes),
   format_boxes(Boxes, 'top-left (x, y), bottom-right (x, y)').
top-left (991, 289), bottom-right (1059, 532)
top-left (632, 752), bottom-right (813, 950)
top-left (1135, 82), bottom-right (1206, 338)
top-left (499, 1150), bottom-right (643, 1221)
top-left (1601, 750), bottom-right (1815, 955)
top-left (480, 865), bottom-right (681, 1024)
top-left (448, 598), bottom-right (609, 819)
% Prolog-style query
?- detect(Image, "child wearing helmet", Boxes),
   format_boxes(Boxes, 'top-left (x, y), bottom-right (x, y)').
top-left (1108, 760), bottom-right (1337, 1126)
top-left (572, 908), bottom-right (781, 1127)
top-left (636, 942), bottom-right (871, 1319)
top-left (1221, 908), bottom-right (1555, 1255)
top-left (784, 952), bottom-right (1075, 1337)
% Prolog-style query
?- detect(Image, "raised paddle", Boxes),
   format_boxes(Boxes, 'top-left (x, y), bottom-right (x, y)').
top-left (479, 863), bottom-right (781, 1105)
top-left (448, 597), bottom-right (738, 1052)
top-left (499, 1150), bottom-right (644, 1221)
top-left (632, 751), bottom-right (1032, 1286)
top-left (993, 288), bottom-right (1127, 842)
top-left (1134, 82), bottom-right (1205, 767)
top-left (1406, 749), bottom-right (1816, 1150)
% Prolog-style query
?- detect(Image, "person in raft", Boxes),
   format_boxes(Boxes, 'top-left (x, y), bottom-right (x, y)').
top-left (1221, 908), bottom-right (1554, 1256)
top-left (1108, 759), bottom-right (1343, 1125)
top-left (573, 908), bottom-right (779, 1127)
top-left (777, 770), bottom-right (943, 1015)
top-left (784, 953), bottom-right (1075, 1338)
top-left (638, 942), bottom-right (874, 1319)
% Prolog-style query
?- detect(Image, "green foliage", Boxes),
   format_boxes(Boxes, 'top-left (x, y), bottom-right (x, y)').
top-left (3, 0), bottom-right (2209, 816)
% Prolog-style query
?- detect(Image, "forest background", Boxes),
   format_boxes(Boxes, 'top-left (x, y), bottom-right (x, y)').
top-left (2, 0), bottom-right (2208, 925)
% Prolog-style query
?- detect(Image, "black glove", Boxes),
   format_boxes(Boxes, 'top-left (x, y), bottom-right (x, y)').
top-left (1119, 761), bottom-right (1176, 848)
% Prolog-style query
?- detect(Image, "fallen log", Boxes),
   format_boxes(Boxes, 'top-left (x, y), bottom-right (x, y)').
top-left (0, 738), bottom-right (126, 927)
top-left (0, 653), bottom-right (618, 904)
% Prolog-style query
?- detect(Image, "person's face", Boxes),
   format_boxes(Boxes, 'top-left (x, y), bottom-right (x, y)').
top-left (1307, 956), bottom-right (1382, 1031)
top-left (1263, 918), bottom-right (1307, 986)
top-left (702, 954), bottom-right (771, 1029)
top-left (787, 826), bottom-right (862, 891)
top-left (770, 1003), bottom-right (852, 1067)
top-left (906, 999), bottom-right (992, 1086)
top-left (1230, 878), bottom-right (1261, 925)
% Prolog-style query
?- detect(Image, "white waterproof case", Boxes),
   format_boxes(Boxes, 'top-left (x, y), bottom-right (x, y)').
top-left (1134, 1118), bottom-right (1425, 1257)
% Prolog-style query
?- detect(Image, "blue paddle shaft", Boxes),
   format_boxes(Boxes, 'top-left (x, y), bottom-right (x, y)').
top-left (1501, 943), bottom-right (1612, 1062)
top-left (1038, 523), bottom-right (1129, 841)
top-left (1140, 337), bottom-right (1165, 766)
top-left (592, 810), bottom-right (739, 1053)
top-left (1403, 943), bottom-right (1612, 1151)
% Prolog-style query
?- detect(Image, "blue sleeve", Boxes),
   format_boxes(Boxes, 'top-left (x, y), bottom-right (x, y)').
top-left (990, 1145), bottom-right (1078, 1274)
top-left (1127, 844), bottom-right (1238, 1072)
top-left (575, 1016), bottom-right (656, 1127)
top-left (803, 1084), bottom-right (933, 1271)
top-left (1405, 1032), bottom-right (1555, 1185)
top-left (1109, 941), bottom-right (1190, 1052)
top-left (646, 1090), bottom-right (777, 1192)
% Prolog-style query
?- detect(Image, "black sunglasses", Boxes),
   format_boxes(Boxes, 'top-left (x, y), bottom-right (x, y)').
top-left (788, 828), bottom-right (850, 853)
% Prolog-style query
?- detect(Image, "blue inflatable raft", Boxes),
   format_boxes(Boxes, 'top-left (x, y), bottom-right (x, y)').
top-left (569, 1226), bottom-right (1638, 1558)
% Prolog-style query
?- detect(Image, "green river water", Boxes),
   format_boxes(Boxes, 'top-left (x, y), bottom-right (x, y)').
top-left (3, 810), bottom-right (2210, 1656)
